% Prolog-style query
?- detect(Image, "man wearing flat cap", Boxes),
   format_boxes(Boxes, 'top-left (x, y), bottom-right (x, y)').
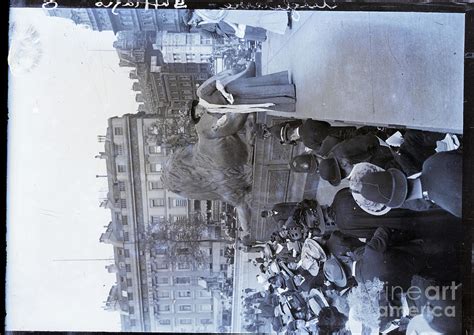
top-left (324, 227), bottom-right (427, 305)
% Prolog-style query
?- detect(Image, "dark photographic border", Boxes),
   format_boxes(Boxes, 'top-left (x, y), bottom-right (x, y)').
top-left (6, 1), bottom-right (474, 334)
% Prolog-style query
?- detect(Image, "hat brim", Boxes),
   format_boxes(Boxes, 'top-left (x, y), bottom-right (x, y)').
top-left (321, 157), bottom-right (342, 186)
top-left (350, 163), bottom-right (392, 216)
top-left (281, 123), bottom-right (298, 144)
top-left (311, 288), bottom-right (330, 308)
top-left (352, 193), bottom-right (392, 216)
top-left (308, 298), bottom-right (323, 316)
top-left (315, 205), bottom-right (326, 235)
top-left (386, 168), bottom-right (408, 208)
top-left (307, 262), bottom-right (321, 277)
top-left (302, 238), bottom-right (327, 262)
top-left (324, 257), bottom-right (348, 288)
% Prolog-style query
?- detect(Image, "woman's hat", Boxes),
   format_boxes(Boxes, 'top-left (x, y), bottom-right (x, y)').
top-left (319, 156), bottom-right (342, 186)
top-left (289, 154), bottom-right (319, 173)
top-left (268, 122), bottom-right (300, 145)
top-left (349, 163), bottom-right (391, 216)
top-left (359, 168), bottom-right (408, 208)
top-left (299, 238), bottom-right (327, 276)
top-left (323, 257), bottom-right (348, 288)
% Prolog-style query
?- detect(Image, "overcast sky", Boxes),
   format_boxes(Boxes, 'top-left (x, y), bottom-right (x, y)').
top-left (7, 8), bottom-right (139, 331)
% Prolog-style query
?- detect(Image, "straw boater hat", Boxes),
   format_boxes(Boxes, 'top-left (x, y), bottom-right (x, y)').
top-left (323, 256), bottom-right (349, 288)
top-left (349, 163), bottom-right (407, 216)
top-left (299, 238), bottom-right (327, 276)
top-left (308, 288), bottom-right (330, 315)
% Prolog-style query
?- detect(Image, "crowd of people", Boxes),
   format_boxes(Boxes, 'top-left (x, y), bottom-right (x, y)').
top-left (235, 120), bottom-right (463, 334)
top-left (176, 11), bottom-right (464, 333)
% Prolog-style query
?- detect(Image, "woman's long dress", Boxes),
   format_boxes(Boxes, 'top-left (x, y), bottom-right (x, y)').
top-left (197, 62), bottom-right (296, 113)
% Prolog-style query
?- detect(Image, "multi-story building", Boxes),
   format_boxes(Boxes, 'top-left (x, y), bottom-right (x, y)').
top-left (46, 8), bottom-right (189, 33)
top-left (155, 31), bottom-right (214, 64)
top-left (114, 32), bottom-right (211, 116)
top-left (98, 114), bottom-right (232, 332)
top-left (148, 57), bottom-right (211, 114)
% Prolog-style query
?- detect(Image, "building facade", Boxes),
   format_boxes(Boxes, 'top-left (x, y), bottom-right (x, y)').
top-left (46, 8), bottom-right (189, 33)
top-left (155, 31), bottom-right (214, 64)
top-left (98, 114), bottom-right (232, 332)
top-left (114, 32), bottom-right (211, 115)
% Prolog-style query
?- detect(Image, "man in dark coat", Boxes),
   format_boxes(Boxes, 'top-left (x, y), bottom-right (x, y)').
top-left (394, 129), bottom-right (447, 176)
top-left (325, 188), bottom-right (461, 240)
top-left (289, 134), bottom-right (401, 186)
top-left (318, 134), bottom-right (400, 186)
top-left (261, 201), bottom-right (299, 226)
top-left (354, 227), bottom-right (426, 291)
top-left (265, 119), bottom-right (359, 155)
top-left (317, 306), bottom-right (349, 335)
top-left (264, 119), bottom-right (388, 156)
top-left (325, 231), bottom-right (365, 260)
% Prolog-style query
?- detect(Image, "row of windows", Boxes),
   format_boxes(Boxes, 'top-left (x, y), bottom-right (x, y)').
top-left (116, 162), bottom-right (161, 174)
top-left (114, 127), bottom-right (124, 136)
top-left (112, 144), bottom-right (162, 165)
top-left (152, 276), bottom-right (201, 286)
top-left (117, 248), bottom-right (131, 258)
top-left (166, 75), bottom-right (194, 81)
top-left (154, 304), bottom-right (212, 313)
top-left (158, 318), bottom-right (213, 326)
top-left (153, 261), bottom-right (191, 271)
top-left (153, 289), bottom-right (212, 299)
top-left (169, 82), bottom-right (192, 88)
top-left (119, 164), bottom-right (162, 174)
top-left (119, 180), bottom-right (162, 191)
top-left (170, 93), bottom-right (194, 101)
top-left (149, 198), bottom-right (187, 208)
top-left (118, 198), bottom-right (187, 209)
top-left (153, 289), bottom-right (203, 300)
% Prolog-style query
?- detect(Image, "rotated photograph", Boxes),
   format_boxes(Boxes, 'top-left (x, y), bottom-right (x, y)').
top-left (7, 4), bottom-right (466, 334)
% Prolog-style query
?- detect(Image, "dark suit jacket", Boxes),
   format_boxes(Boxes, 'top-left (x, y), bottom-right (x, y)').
top-left (298, 119), bottom-right (358, 153)
top-left (325, 231), bottom-right (365, 260)
top-left (271, 202), bottom-right (299, 224)
top-left (355, 227), bottom-right (426, 291)
top-left (331, 188), bottom-right (460, 240)
top-left (329, 134), bottom-right (380, 164)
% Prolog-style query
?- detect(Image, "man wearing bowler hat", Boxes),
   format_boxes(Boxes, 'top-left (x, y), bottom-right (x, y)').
top-left (289, 134), bottom-right (399, 186)
top-left (354, 151), bottom-right (462, 218)
top-left (264, 118), bottom-right (391, 155)
top-left (280, 186), bottom-right (460, 245)
top-left (264, 119), bottom-right (365, 155)
top-left (319, 134), bottom-right (400, 186)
